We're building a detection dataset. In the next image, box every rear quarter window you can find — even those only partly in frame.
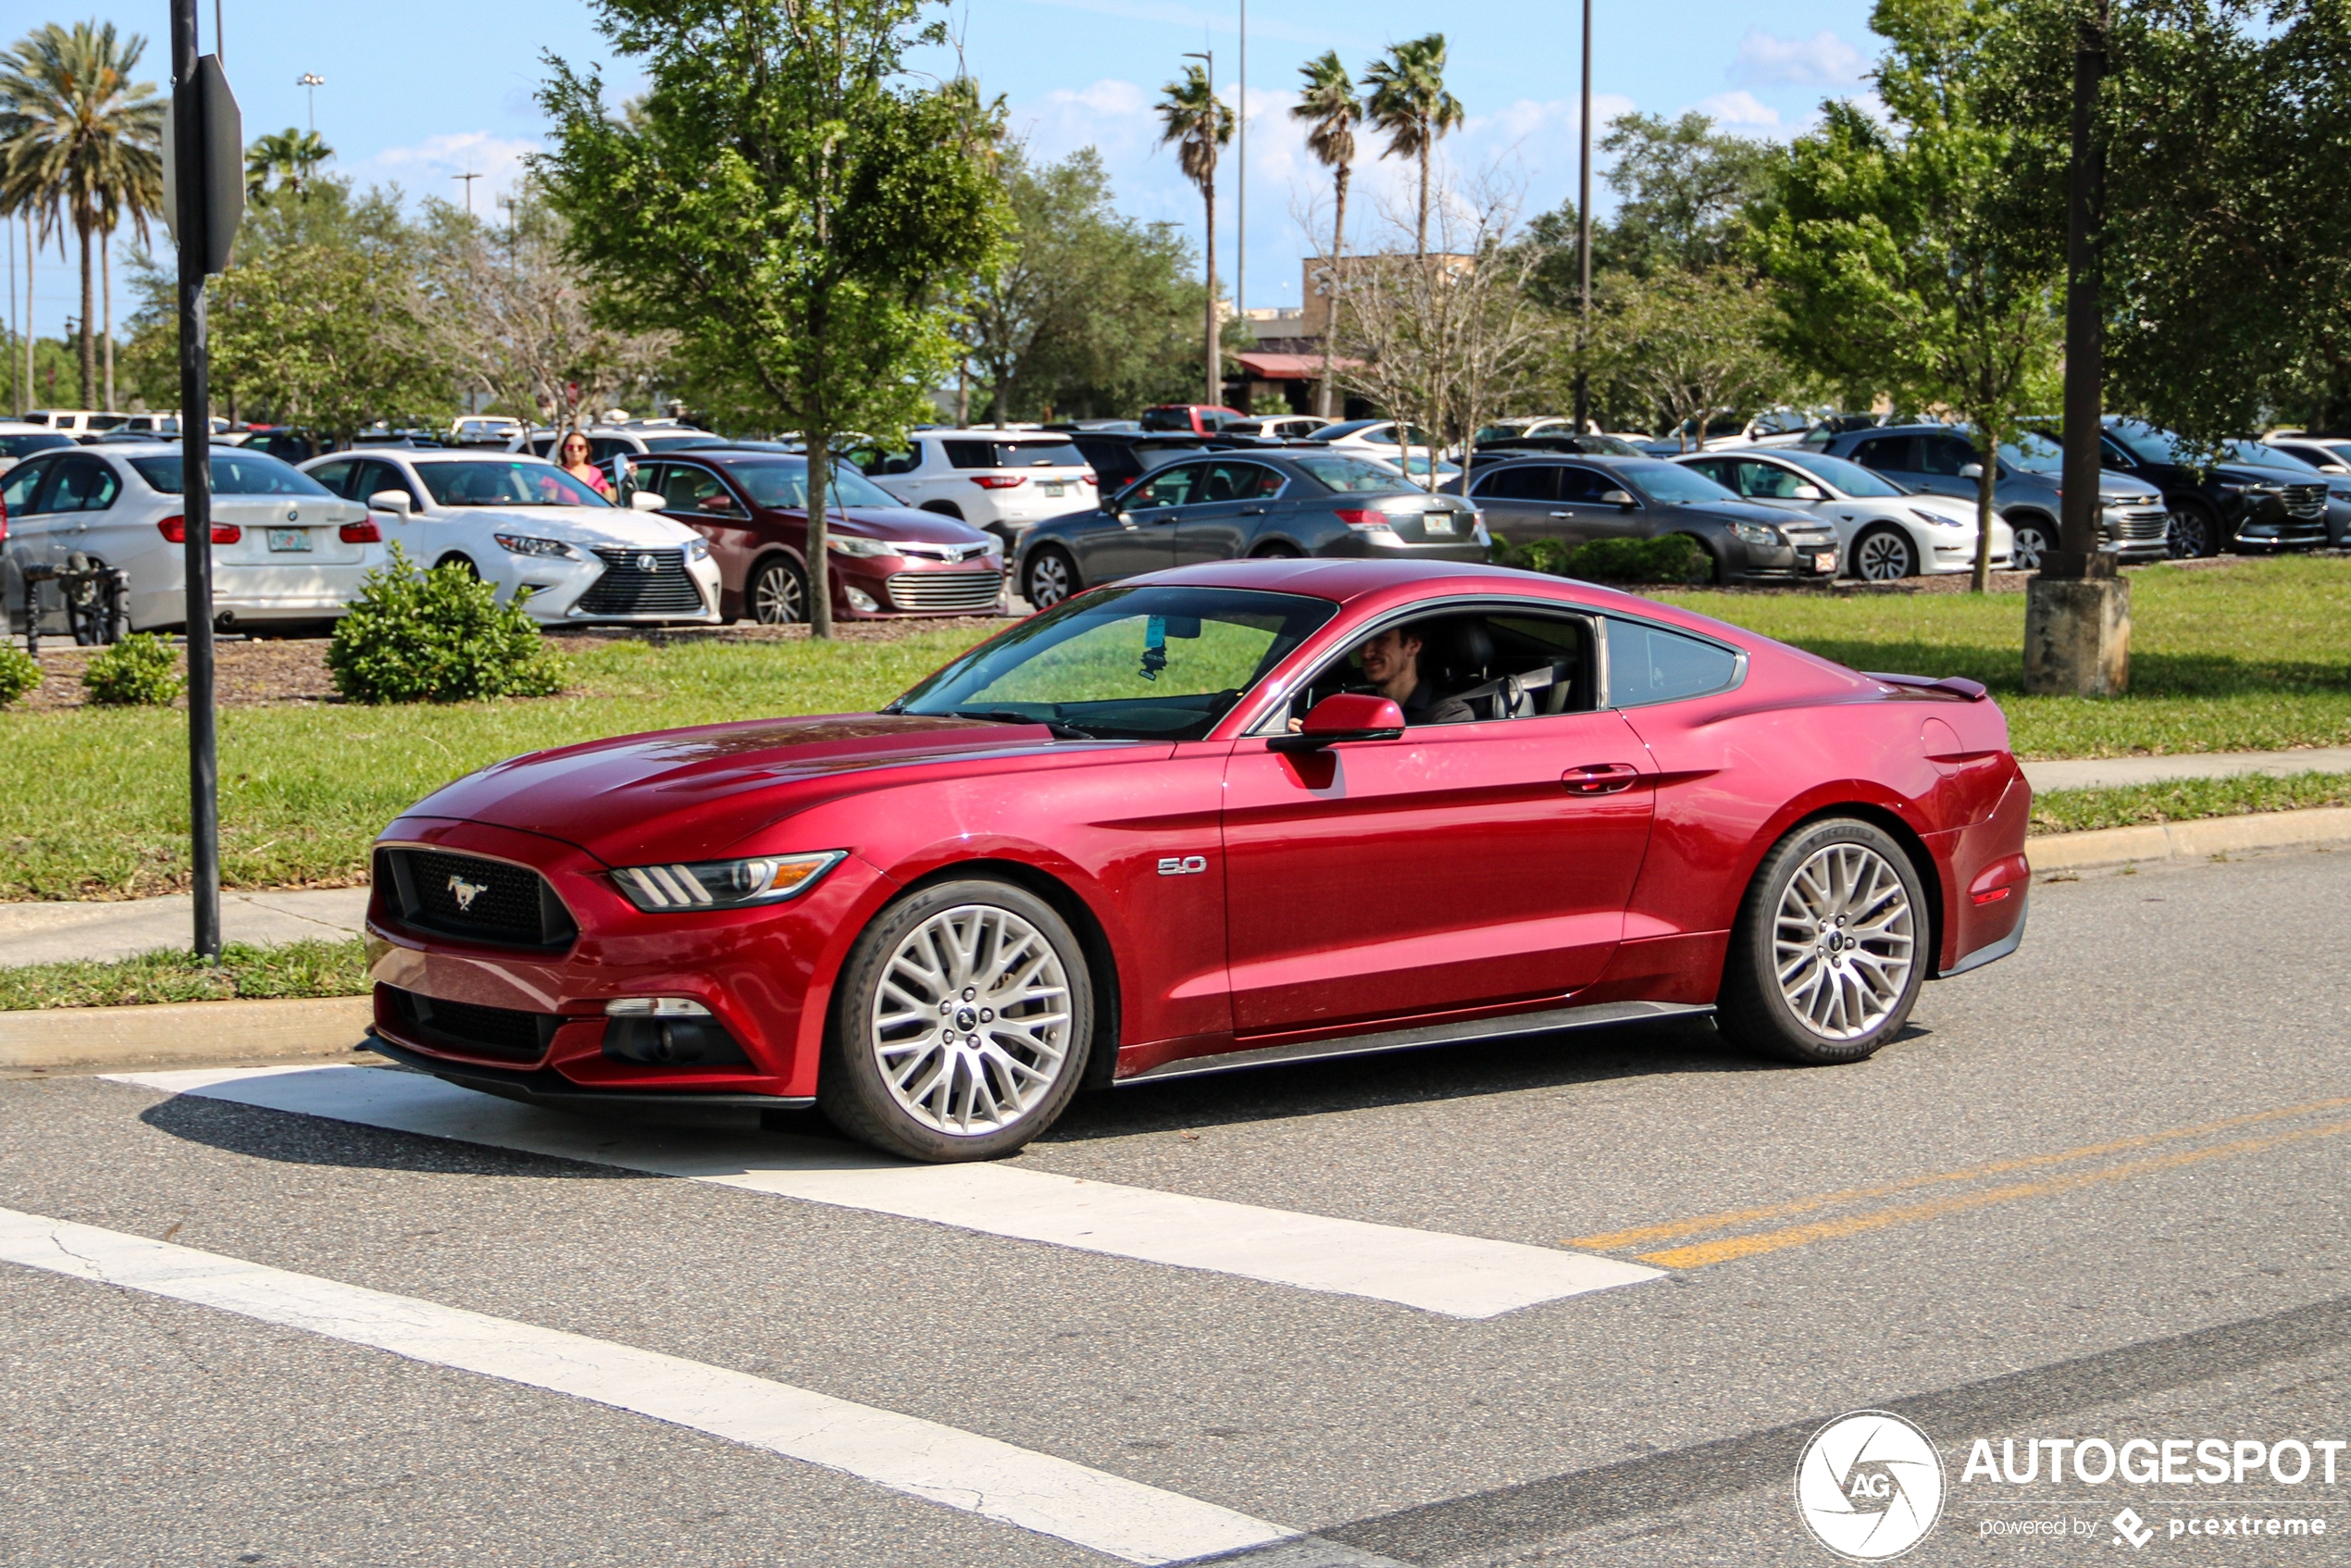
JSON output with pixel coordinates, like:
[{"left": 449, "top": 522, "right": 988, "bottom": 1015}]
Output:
[{"left": 1605, "top": 618, "right": 1742, "bottom": 706}]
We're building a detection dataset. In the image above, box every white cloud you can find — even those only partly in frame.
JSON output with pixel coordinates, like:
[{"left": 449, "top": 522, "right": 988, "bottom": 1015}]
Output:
[
  {"left": 1729, "top": 29, "right": 1870, "bottom": 88},
  {"left": 365, "top": 131, "right": 541, "bottom": 209},
  {"left": 1695, "top": 91, "right": 1785, "bottom": 132}
]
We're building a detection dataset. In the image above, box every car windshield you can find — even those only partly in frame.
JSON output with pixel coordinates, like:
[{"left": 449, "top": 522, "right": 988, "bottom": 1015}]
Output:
[
  {"left": 129, "top": 451, "right": 334, "bottom": 496},
  {"left": 1998, "top": 432, "right": 2067, "bottom": 473},
  {"left": 728, "top": 459, "right": 901, "bottom": 509},
  {"left": 2216, "top": 441, "right": 2315, "bottom": 470},
  {"left": 989, "top": 441, "right": 1087, "bottom": 468},
  {"left": 641, "top": 434, "right": 727, "bottom": 452},
  {"left": 1776, "top": 450, "right": 1903, "bottom": 497},
  {"left": 416, "top": 460, "right": 613, "bottom": 507},
  {"left": 1139, "top": 408, "right": 1200, "bottom": 431},
  {"left": 1291, "top": 454, "right": 1409, "bottom": 492},
  {"left": 1620, "top": 461, "right": 1741, "bottom": 504},
  {"left": 1311, "top": 420, "right": 1378, "bottom": 440},
  {"left": 1, "top": 431, "right": 73, "bottom": 460},
  {"left": 892, "top": 585, "right": 1337, "bottom": 741},
  {"left": 2107, "top": 423, "right": 2182, "bottom": 463}
]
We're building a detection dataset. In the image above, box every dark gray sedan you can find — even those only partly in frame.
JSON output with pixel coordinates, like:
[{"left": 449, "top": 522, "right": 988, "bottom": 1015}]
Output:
[
  {"left": 1459, "top": 454, "right": 1842, "bottom": 584},
  {"left": 1014, "top": 449, "right": 1488, "bottom": 608}
]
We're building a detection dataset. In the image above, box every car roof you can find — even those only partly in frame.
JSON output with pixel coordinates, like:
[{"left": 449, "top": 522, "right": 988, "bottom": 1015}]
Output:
[{"left": 396, "top": 448, "right": 559, "bottom": 466}]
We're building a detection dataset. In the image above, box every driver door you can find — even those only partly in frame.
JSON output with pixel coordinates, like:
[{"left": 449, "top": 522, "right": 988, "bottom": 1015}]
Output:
[{"left": 1082, "top": 462, "right": 1200, "bottom": 582}]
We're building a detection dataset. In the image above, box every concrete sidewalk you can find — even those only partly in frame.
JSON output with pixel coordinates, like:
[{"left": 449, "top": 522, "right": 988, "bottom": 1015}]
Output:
[
  {"left": 2022, "top": 744, "right": 2351, "bottom": 792},
  {"left": 0, "top": 887, "right": 370, "bottom": 968}
]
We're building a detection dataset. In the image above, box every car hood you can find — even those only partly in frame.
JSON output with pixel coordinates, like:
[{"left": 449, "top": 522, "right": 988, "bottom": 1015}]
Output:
[
  {"left": 1663, "top": 498, "right": 1810, "bottom": 528},
  {"left": 777, "top": 504, "right": 999, "bottom": 548},
  {"left": 399, "top": 713, "right": 1073, "bottom": 865},
  {"left": 434, "top": 504, "right": 700, "bottom": 548}
]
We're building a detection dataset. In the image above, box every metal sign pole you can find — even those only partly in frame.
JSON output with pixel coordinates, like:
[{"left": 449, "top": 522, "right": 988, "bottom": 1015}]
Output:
[{"left": 170, "top": 0, "right": 221, "bottom": 960}]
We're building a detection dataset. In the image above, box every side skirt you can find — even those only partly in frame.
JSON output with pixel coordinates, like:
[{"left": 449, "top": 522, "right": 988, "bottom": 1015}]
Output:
[{"left": 1118, "top": 1000, "right": 1715, "bottom": 1086}]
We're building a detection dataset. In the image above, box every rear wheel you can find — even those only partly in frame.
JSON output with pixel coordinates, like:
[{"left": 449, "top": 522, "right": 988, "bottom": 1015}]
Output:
[
  {"left": 748, "top": 556, "right": 808, "bottom": 625},
  {"left": 2167, "top": 503, "right": 2218, "bottom": 559},
  {"left": 1023, "top": 546, "right": 1078, "bottom": 609},
  {"left": 1250, "top": 540, "right": 1302, "bottom": 559},
  {"left": 432, "top": 552, "right": 480, "bottom": 579},
  {"left": 920, "top": 502, "right": 966, "bottom": 521},
  {"left": 2007, "top": 518, "right": 2051, "bottom": 572},
  {"left": 1852, "top": 526, "right": 1918, "bottom": 580},
  {"left": 1715, "top": 817, "right": 1927, "bottom": 1065},
  {"left": 819, "top": 879, "right": 1093, "bottom": 1162}
]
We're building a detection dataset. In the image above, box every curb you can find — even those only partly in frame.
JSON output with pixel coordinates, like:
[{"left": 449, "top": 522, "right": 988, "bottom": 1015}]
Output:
[
  {"left": 2028, "top": 805, "right": 2351, "bottom": 873},
  {"left": 0, "top": 996, "right": 372, "bottom": 1077}
]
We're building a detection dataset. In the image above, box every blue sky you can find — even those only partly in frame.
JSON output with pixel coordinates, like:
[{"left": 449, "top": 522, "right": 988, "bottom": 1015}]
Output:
[{"left": 10, "top": 0, "right": 1884, "bottom": 344}]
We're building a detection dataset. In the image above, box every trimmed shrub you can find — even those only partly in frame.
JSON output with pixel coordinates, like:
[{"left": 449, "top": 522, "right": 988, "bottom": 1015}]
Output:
[
  {"left": 1495, "top": 533, "right": 1710, "bottom": 585},
  {"left": 326, "top": 544, "right": 565, "bottom": 703},
  {"left": 0, "top": 643, "right": 39, "bottom": 707},
  {"left": 81, "top": 634, "right": 185, "bottom": 706}
]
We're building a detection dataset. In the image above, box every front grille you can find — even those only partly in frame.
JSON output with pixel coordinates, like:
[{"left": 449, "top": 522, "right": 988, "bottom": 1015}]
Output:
[
  {"left": 577, "top": 547, "right": 705, "bottom": 615},
  {"left": 380, "top": 984, "right": 561, "bottom": 1064},
  {"left": 376, "top": 847, "right": 576, "bottom": 950},
  {"left": 885, "top": 569, "right": 1003, "bottom": 613},
  {"left": 2110, "top": 506, "right": 2169, "bottom": 542},
  {"left": 2283, "top": 483, "right": 2328, "bottom": 519}
]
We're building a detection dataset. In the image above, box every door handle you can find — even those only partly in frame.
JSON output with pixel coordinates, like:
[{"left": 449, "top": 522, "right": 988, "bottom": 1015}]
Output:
[
  {"left": 1548, "top": 511, "right": 1572, "bottom": 518},
  {"left": 1563, "top": 763, "right": 1640, "bottom": 795},
  {"left": 1238, "top": 504, "right": 1268, "bottom": 516}
]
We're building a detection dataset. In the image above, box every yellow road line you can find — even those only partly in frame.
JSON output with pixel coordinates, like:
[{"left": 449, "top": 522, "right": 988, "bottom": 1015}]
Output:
[
  {"left": 1637, "top": 1118, "right": 2351, "bottom": 1269},
  {"left": 1562, "top": 1095, "right": 2351, "bottom": 1252}
]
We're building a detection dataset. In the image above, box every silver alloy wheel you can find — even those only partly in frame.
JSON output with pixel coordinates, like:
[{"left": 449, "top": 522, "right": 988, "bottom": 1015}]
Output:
[
  {"left": 2009, "top": 523, "right": 2047, "bottom": 572},
  {"left": 1026, "top": 552, "right": 1073, "bottom": 608},
  {"left": 2166, "top": 508, "right": 2209, "bottom": 559},
  {"left": 1854, "top": 529, "right": 1916, "bottom": 580},
  {"left": 1771, "top": 842, "right": 1917, "bottom": 1040},
  {"left": 752, "top": 561, "right": 804, "bottom": 624},
  {"left": 871, "top": 902, "right": 1075, "bottom": 1137}
]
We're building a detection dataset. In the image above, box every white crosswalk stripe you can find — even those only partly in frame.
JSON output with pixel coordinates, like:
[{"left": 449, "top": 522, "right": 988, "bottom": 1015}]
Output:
[{"left": 110, "top": 1064, "right": 1663, "bottom": 1318}]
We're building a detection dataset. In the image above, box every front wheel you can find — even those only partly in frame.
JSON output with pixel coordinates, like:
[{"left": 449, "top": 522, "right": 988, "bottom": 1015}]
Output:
[
  {"left": 1023, "top": 547, "right": 1078, "bottom": 609},
  {"left": 820, "top": 879, "right": 1093, "bottom": 1162},
  {"left": 2008, "top": 519, "right": 2050, "bottom": 573},
  {"left": 1715, "top": 817, "right": 1927, "bottom": 1065},
  {"left": 748, "top": 556, "right": 808, "bottom": 625},
  {"left": 2167, "top": 504, "right": 2217, "bottom": 559},
  {"left": 1851, "top": 526, "right": 1918, "bottom": 580}
]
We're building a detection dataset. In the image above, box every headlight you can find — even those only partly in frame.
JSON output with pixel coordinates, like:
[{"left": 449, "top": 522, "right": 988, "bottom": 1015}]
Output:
[
  {"left": 686, "top": 536, "right": 713, "bottom": 562},
  {"left": 1730, "top": 521, "right": 1784, "bottom": 547},
  {"left": 1910, "top": 507, "right": 1965, "bottom": 529},
  {"left": 2332, "top": 489, "right": 2351, "bottom": 503},
  {"left": 611, "top": 851, "right": 847, "bottom": 912},
  {"left": 494, "top": 533, "right": 578, "bottom": 558},
  {"left": 828, "top": 535, "right": 898, "bottom": 557}
]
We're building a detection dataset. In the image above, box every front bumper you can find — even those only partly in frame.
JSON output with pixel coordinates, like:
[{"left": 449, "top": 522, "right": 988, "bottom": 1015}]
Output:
[
  {"left": 506, "top": 549, "right": 724, "bottom": 624},
  {"left": 828, "top": 554, "right": 1006, "bottom": 618},
  {"left": 1730, "top": 534, "right": 1841, "bottom": 582}
]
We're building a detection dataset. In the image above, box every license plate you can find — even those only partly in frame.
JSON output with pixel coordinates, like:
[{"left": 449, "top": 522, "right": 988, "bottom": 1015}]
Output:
[
  {"left": 1423, "top": 513, "right": 1456, "bottom": 535},
  {"left": 1811, "top": 551, "right": 1836, "bottom": 573},
  {"left": 1039, "top": 481, "right": 1066, "bottom": 497},
  {"left": 267, "top": 529, "right": 313, "bottom": 553}
]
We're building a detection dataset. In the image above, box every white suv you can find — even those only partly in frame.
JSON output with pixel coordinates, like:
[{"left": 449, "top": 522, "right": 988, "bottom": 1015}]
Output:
[{"left": 843, "top": 431, "right": 1096, "bottom": 549}]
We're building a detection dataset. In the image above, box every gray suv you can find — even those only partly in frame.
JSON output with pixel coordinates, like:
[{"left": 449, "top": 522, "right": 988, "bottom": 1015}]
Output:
[{"left": 1815, "top": 424, "right": 2169, "bottom": 567}]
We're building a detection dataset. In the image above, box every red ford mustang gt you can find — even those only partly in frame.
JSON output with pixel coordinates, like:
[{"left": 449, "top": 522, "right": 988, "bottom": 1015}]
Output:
[{"left": 365, "top": 558, "right": 2031, "bottom": 1161}]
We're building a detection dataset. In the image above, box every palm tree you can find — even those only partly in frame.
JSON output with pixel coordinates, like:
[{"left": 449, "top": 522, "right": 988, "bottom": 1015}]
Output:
[
  {"left": 245, "top": 127, "right": 334, "bottom": 204},
  {"left": 0, "top": 22, "right": 164, "bottom": 411},
  {"left": 1291, "top": 51, "right": 1361, "bottom": 420},
  {"left": 1157, "top": 62, "right": 1234, "bottom": 408},
  {"left": 1362, "top": 33, "right": 1464, "bottom": 260}
]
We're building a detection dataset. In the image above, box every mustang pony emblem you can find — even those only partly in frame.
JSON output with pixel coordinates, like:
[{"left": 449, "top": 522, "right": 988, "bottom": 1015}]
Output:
[{"left": 447, "top": 875, "right": 490, "bottom": 913}]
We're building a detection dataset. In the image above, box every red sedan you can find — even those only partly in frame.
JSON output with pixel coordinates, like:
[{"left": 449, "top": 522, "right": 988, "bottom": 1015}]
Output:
[{"left": 365, "top": 559, "right": 2030, "bottom": 1162}]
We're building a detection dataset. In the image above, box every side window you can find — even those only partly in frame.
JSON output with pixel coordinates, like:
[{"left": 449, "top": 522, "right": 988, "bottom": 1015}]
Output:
[
  {"left": 590, "top": 438, "right": 633, "bottom": 464},
  {"left": 1202, "top": 461, "right": 1281, "bottom": 503},
  {"left": 1130, "top": 464, "right": 1202, "bottom": 509},
  {"left": 1556, "top": 466, "right": 1612, "bottom": 503},
  {"left": 1605, "top": 618, "right": 1742, "bottom": 707},
  {"left": 943, "top": 440, "right": 993, "bottom": 469},
  {"left": 2, "top": 457, "right": 54, "bottom": 515},
  {"left": 1851, "top": 436, "right": 1914, "bottom": 472},
  {"left": 47, "top": 457, "right": 121, "bottom": 512},
  {"left": 1731, "top": 459, "right": 1806, "bottom": 500},
  {"left": 1918, "top": 436, "right": 1973, "bottom": 477},
  {"left": 661, "top": 464, "right": 739, "bottom": 514},
  {"left": 1476, "top": 465, "right": 1557, "bottom": 502},
  {"left": 307, "top": 460, "right": 356, "bottom": 497}
]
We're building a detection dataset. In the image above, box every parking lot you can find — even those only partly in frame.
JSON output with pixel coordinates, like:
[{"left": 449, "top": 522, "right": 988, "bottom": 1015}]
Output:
[{"left": 4, "top": 848, "right": 2348, "bottom": 1566}]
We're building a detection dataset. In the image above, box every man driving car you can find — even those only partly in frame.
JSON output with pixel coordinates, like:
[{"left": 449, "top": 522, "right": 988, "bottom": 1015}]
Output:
[{"left": 1356, "top": 625, "right": 1474, "bottom": 726}]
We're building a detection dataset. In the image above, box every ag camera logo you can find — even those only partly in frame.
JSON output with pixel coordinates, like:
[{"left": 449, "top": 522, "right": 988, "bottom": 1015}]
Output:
[{"left": 1796, "top": 1411, "right": 1946, "bottom": 1561}]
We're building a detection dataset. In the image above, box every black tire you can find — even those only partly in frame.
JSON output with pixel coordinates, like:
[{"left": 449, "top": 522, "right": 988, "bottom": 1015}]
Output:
[
  {"left": 819, "top": 878, "right": 1094, "bottom": 1162},
  {"left": 1023, "top": 546, "right": 1079, "bottom": 609},
  {"left": 748, "top": 555, "right": 809, "bottom": 625},
  {"left": 2167, "top": 502, "right": 2218, "bottom": 559},
  {"left": 920, "top": 501, "right": 966, "bottom": 521},
  {"left": 2007, "top": 517, "right": 2051, "bottom": 572},
  {"left": 1715, "top": 817, "right": 1929, "bottom": 1065},
  {"left": 1677, "top": 534, "right": 1724, "bottom": 584},
  {"left": 1250, "top": 540, "right": 1303, "bottom": 559},
  {"left": 433, "top": 552, "right": 480, "bottom": 579},
  {"left": 1851, "top": 525, "right": 1918, "bottom": 580}
]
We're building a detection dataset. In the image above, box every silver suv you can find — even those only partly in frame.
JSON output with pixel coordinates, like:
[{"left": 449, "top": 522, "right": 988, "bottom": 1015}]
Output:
[{"left": 844, "top": 430, "right": 1096, "bottom": 550}]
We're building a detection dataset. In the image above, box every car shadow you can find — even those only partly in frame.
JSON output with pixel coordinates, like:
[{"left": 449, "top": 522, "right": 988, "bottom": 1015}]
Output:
[{"left": 136, "top": 1089, "right": 663, "bottom": 1179}]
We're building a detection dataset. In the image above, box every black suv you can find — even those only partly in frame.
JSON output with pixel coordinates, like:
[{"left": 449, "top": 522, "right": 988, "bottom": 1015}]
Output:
[{"left": 2095, "top": 421, "right": 2331, "bottom": 557}]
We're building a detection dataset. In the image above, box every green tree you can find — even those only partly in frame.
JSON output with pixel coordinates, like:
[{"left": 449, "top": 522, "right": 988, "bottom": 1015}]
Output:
[
  {"left": 1362, "top": 34, "right": 1464, "bottom": 261},
  {"left": 244, "top": 127, "right": 334, "bottom": 204},
  {"left": 1291, "top": 50, "right": 1361, "bottom": 419},
  {"left": 1591, "top": 267, "right": 1797, "bottom": 453},
  {"left": 1155, "top": 61, "right": 1233, "bottom": 409},
  {"left": 0, "top": 21, "right": 163, "bottom": 409},
  {"left": 1589, "top": 112, "right": 1782, "bottom": 279},
  {"left": 540, "top": 0, "right": 1008, "bottom": 638},
  {"left": 1754, "top": 0, "right": 2064, "bottom": 590}
]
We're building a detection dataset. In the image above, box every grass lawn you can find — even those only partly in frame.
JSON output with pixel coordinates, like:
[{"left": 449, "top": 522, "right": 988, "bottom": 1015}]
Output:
[
  {"left": 1, "top": 556, "right": 2345, "bottom": 901},
  {"left": 1656, "top": 555, "right": 2351, "bottom": 760},
  {"left": 2027, "top": 771, "right": 2351, "bottom": 835},
  {"left": 0, "top": 939, "right": 367, "bottom": 1009}
]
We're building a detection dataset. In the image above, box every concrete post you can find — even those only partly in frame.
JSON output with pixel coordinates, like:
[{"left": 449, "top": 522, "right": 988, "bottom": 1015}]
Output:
[{"left": 2024, "top": 575, "right": 2131, "bottom": 697}]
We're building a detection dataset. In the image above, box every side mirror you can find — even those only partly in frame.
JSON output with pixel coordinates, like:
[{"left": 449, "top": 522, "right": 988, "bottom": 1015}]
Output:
[
  {"left": 367, "top": 490, "right": 412, "bottom": 517},
  {"left": 630, "top": 491, "right": 666, "bottom": 512},
  {"left": 1600, "top": 489, "right": 1636, "bottom": 508},
  {"left": 1959, "top": 463, "right": 1985, "bottom": 479},
  {"left": 1790, "top": 482, "right": 1826, "bottom": 501},
  {"left": 1266, "top": 692, "right": 1408, "bottom": 753}
]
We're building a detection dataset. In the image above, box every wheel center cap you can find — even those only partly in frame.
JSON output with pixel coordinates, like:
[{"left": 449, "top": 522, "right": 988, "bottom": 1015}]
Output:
[{"left": 955, "top": 1007, "right": 978, "bottom": 1031}]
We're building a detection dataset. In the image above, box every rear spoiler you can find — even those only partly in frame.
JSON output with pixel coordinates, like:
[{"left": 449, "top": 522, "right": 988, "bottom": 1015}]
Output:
[{"left": 1867, "top": 672, "right": 1990, "bottom": 702}]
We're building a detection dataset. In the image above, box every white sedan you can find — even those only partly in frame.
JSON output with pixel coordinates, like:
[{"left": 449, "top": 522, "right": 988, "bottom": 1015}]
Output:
[
  {"left": 1673, "top": 447, "right": 2010, "bottom": 580},
  {"left": 1, "top": 441, "right": 380, "bottom": 634},
  {"left": 301, "top": 449, "right": 722, "bottom": 624}
]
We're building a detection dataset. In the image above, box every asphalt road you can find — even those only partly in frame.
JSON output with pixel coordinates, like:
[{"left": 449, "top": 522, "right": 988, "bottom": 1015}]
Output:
[{"left": 6, "top": 848, "right": 2350, "bottom": 1567}]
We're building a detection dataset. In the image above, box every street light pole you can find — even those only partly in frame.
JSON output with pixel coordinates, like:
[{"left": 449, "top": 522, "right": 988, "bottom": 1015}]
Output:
[
  {"left": 170, "top": 0, "right": 221, "bottom": 960},
  {"left": 453, "top": 168, "right": 481, "bottom": 215},
  {"left": 1574, "top": 0, "right": 1594, "bottom": 435},
  {"left": 1235, "top": 0, "right": 1245, "bottom": 385},
  {"left": 298, "top": 72, "right": 323, "bottom": 135}
]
